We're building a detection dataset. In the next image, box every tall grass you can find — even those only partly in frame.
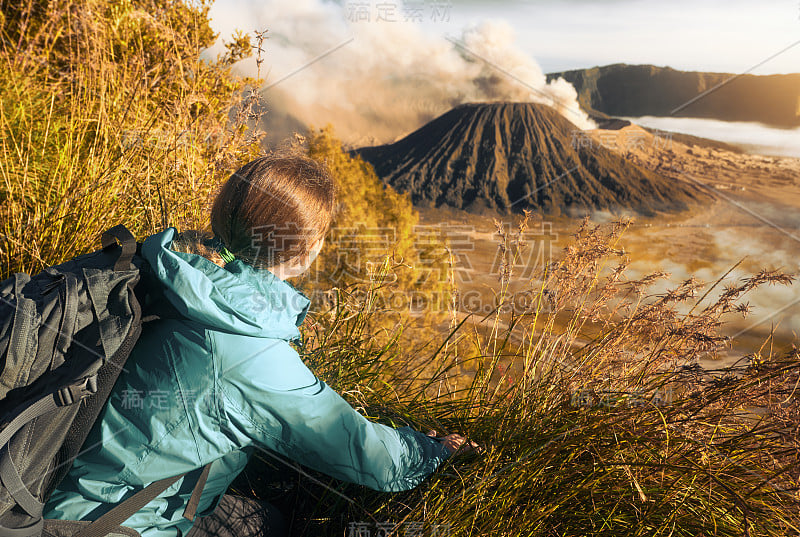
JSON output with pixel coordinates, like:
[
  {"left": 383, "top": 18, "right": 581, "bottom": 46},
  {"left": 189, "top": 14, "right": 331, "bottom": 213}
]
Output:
[{"left": 0, "top": 0, "right": 260, "bottom": 276}]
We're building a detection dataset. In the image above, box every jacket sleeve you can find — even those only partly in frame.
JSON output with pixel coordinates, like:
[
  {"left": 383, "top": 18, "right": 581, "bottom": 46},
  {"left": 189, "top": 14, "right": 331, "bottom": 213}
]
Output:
[{"left": 212, "top": 334, "right": 452, "bottom": 492}]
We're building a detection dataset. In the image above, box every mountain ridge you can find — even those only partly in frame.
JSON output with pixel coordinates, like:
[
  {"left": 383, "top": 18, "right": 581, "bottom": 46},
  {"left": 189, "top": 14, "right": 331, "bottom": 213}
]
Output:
[{"left": 546, "top": 64, "right": 800, "bottom": 127}]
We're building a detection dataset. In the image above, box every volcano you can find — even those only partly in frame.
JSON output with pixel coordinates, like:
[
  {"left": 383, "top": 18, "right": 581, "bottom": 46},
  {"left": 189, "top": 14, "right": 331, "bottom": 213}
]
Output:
[{"left": 354, "top": 103, "right": 709, "bottom": 216}]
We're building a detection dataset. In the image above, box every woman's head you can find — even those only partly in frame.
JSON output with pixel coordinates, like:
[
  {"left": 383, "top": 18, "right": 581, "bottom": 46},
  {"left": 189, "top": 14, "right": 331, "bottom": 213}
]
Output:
[{"left": 210, "top": 155, "right": 336, "bottom": 272}]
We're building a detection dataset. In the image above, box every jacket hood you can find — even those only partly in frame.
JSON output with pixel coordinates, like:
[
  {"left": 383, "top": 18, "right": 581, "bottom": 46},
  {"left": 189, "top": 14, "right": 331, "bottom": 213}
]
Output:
[{"left": 141, "top": 228, "right": 310, "bottom": 340}]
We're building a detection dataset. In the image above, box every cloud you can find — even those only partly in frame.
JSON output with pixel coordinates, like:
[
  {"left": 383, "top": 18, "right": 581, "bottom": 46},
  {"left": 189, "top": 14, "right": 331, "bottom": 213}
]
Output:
[{"left": 623, "top": 116, "right": 800, "bottom": 158}]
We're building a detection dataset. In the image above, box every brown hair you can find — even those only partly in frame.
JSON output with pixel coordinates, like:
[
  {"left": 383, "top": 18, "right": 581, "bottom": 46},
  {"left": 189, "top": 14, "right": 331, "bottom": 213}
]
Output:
[{"left": 173, "top": 155, "right": 336, "bottom": 269}]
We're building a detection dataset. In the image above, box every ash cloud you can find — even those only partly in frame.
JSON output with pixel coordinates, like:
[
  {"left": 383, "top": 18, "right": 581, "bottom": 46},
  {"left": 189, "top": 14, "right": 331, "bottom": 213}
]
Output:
[{"left": 207, "top": 0, "right": 595, "bottom": 147}]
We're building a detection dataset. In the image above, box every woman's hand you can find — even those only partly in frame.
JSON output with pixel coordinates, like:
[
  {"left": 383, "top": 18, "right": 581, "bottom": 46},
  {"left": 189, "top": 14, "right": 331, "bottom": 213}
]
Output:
[{"left": 426, "top": 430, "right": 481, "bottom": 456}]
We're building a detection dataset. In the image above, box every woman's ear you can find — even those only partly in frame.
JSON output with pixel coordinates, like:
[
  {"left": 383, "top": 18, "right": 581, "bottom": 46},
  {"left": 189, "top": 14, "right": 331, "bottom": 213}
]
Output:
[
  {"left": 308, "top": 236, "right": 325, "bottom": 261},
  {"left": 272, "top": 236, "right": 326, "bottom": 280}
]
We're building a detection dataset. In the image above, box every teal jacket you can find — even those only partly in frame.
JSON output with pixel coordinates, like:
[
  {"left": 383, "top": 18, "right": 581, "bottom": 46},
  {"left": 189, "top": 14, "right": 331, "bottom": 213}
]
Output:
[{"left": 43, "top": 228, "right": 450, "bottom": 537}]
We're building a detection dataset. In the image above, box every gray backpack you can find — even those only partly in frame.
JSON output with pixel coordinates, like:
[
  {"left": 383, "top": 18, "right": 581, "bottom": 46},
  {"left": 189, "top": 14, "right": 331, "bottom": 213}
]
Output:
[{"left": 0, "top": 226, "right": 208, "bottom": 537}]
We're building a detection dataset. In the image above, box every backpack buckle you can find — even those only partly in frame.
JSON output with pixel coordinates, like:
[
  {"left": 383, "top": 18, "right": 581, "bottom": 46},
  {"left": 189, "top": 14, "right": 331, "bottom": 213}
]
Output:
[{"left": 54, "top": 376, "right": 99, "bottom": 406}]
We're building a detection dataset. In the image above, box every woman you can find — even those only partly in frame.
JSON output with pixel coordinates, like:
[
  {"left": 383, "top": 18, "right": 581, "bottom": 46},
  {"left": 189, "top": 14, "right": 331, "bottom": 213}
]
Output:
[{"left": 43, "top": 156, "right": 475, "bottom": 537}]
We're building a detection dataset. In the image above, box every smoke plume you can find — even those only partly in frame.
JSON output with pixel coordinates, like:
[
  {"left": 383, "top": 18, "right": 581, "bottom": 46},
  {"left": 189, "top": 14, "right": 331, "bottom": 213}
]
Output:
[{"left": 207, "top": 0, "right": 595, "bottom": 147}]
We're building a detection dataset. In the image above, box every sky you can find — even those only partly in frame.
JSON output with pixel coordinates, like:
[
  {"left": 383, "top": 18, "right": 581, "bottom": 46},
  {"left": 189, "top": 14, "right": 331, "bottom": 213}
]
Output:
[{"left": 416, "top": 0, "right": 800, "bottom": 75}]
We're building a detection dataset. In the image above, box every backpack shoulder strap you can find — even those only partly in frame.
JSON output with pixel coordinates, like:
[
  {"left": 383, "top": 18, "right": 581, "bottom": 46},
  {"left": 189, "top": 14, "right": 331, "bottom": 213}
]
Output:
[
  {"left": 101, "top": 226, "right": 137, "bottom": 272},
  {"left": 72, "top": 463, "right": 213, "bottom": 537},
  {"left": 182, "top": 463, "right": 212, "bottom": 522},
  {"left": 71, "top": 474, "right": 183, "bottom": 537}
]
